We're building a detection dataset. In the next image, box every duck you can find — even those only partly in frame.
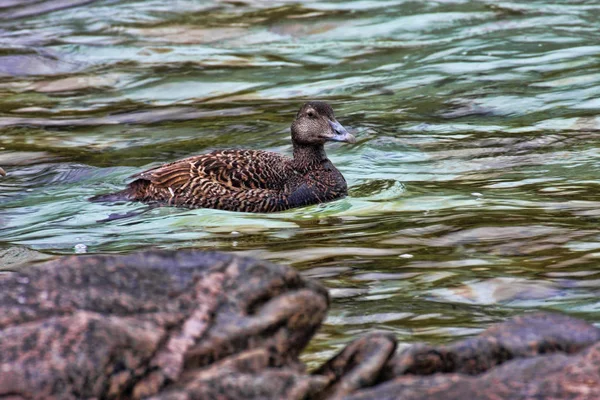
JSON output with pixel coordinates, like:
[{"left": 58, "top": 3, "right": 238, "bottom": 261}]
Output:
[{"left": 91, "top": 101, "right": 356, "bottom": 213}]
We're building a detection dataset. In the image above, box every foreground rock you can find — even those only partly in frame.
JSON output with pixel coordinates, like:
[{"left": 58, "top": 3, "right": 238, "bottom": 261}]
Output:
[
  {"left": 0, "top": 251, "right": 328, "bottom": 399},
  {"left": 1, "top": 251, "right": 600, "bottom": 399}
]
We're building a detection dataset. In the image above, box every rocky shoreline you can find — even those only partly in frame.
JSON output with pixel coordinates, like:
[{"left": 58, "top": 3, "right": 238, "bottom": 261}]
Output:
[{"left": 1, "top": 250, "right": 599, "bottom": 399}]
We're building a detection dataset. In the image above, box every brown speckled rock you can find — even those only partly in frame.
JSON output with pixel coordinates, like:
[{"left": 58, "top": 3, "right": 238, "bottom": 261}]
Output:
[
  {"left": 3, "top": 250, "right": 600, "bottom": 400},
  {"left": 313, "top": 331, "right": 397, "bottom": 399},
  {"left": 339, "top": 313, "right": 600, "bottom": 400},
  {"left": 344, "top": 344, "right": 600, "bottom": 400},
  {"left": 0, "top": 251, "right": 329, "bottom": 399}
]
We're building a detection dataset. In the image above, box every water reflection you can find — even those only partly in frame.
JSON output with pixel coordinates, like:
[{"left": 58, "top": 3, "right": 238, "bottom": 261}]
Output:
[{"left": 1, "top": 0, "right": 600, "bottom": 367}]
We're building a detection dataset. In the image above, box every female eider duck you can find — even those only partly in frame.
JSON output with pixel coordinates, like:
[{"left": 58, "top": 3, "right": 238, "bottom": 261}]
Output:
[{"left": 92, "top": 102, "right": 355, "bottom": 213}]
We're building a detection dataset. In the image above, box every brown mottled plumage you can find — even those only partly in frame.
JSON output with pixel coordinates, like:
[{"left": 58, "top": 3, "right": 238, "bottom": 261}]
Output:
[{"left": 92, "top": 102, "right": 356, "bottom": 213}]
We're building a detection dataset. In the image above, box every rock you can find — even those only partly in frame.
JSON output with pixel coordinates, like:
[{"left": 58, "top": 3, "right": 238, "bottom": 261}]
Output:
[
  {"left": 312, "top": 331, "right": 397, "bottom": 399},
  {"left": 0, "top": 245, "right": 52, "bottom": 270},
  {"left": 0, "top": 250, "right": 329, "bottom": 399},
  {"left": 341, "top": 313, "right": 600, "bottom": 400},
  {"left": 2, "top": 250, "right": 600, "bottom": 399}
]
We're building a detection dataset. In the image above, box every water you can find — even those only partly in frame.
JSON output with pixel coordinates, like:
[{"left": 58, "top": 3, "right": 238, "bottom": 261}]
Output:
[{"left": 2, "top": 0, "right": 600, "bottom": 367}]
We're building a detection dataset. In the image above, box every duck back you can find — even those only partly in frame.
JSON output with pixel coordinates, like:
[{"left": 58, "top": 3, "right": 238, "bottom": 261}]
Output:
[{"left": 93, "top": 150, "right": 347, "bottom": 213}]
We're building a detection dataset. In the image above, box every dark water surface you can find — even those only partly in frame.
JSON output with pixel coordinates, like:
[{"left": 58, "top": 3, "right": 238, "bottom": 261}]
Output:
[{"left": 2, "top": 0, "right": 600, "bottom": 366}]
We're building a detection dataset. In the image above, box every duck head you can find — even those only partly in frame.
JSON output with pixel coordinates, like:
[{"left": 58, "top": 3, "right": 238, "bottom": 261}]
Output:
[{"left": 291, "top": 101, "right": 356, "bottom": 146}]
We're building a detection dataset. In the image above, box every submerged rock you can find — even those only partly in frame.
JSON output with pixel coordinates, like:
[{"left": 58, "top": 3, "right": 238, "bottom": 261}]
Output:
[{"left": 1, "top": 250, "right": 600, "bottom": 399}]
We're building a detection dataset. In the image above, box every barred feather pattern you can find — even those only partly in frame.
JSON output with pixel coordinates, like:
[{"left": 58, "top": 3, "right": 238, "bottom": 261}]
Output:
[{"left": 123, "top": 149, "right": 348, "bottom": 213}]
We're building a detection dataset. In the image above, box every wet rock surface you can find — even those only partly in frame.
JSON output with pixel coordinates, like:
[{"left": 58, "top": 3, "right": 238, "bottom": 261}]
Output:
[
  {"left": 346, "top": 313, "right": 600, "bottom": 400},
  {"left": 2, "top": 251, "right": 600, "bottom": 399}
]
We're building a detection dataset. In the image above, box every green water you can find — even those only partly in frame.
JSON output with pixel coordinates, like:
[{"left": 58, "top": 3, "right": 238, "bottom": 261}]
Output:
[{"left": 2, "top": 0, "right": 600, "bottom": 366}]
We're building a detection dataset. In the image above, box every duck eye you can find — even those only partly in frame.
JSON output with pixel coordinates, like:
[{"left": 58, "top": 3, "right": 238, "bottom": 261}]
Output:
[{"left": 307, "top": 111, "right": 315, "bottom": 118}]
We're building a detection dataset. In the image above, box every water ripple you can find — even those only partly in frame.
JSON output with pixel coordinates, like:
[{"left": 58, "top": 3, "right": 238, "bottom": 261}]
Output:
[{"left": 1, "top": 0, "right": 600, "bottom": 363}]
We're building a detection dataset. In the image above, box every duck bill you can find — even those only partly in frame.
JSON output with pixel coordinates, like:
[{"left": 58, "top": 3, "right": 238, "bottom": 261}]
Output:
[{"left": 328, "top": 119, "right": 356, "bottom": 144}]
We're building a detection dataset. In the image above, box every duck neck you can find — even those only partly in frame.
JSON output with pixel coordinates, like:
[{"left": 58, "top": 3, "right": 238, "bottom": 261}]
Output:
[{"left": 292, "top": 143, "right": 328, "bottom": 170}]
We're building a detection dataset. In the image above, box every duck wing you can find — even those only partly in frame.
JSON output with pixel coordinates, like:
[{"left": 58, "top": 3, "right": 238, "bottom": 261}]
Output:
[{"left": 131, "top": 149, "right": 291, "bottom": 191}]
